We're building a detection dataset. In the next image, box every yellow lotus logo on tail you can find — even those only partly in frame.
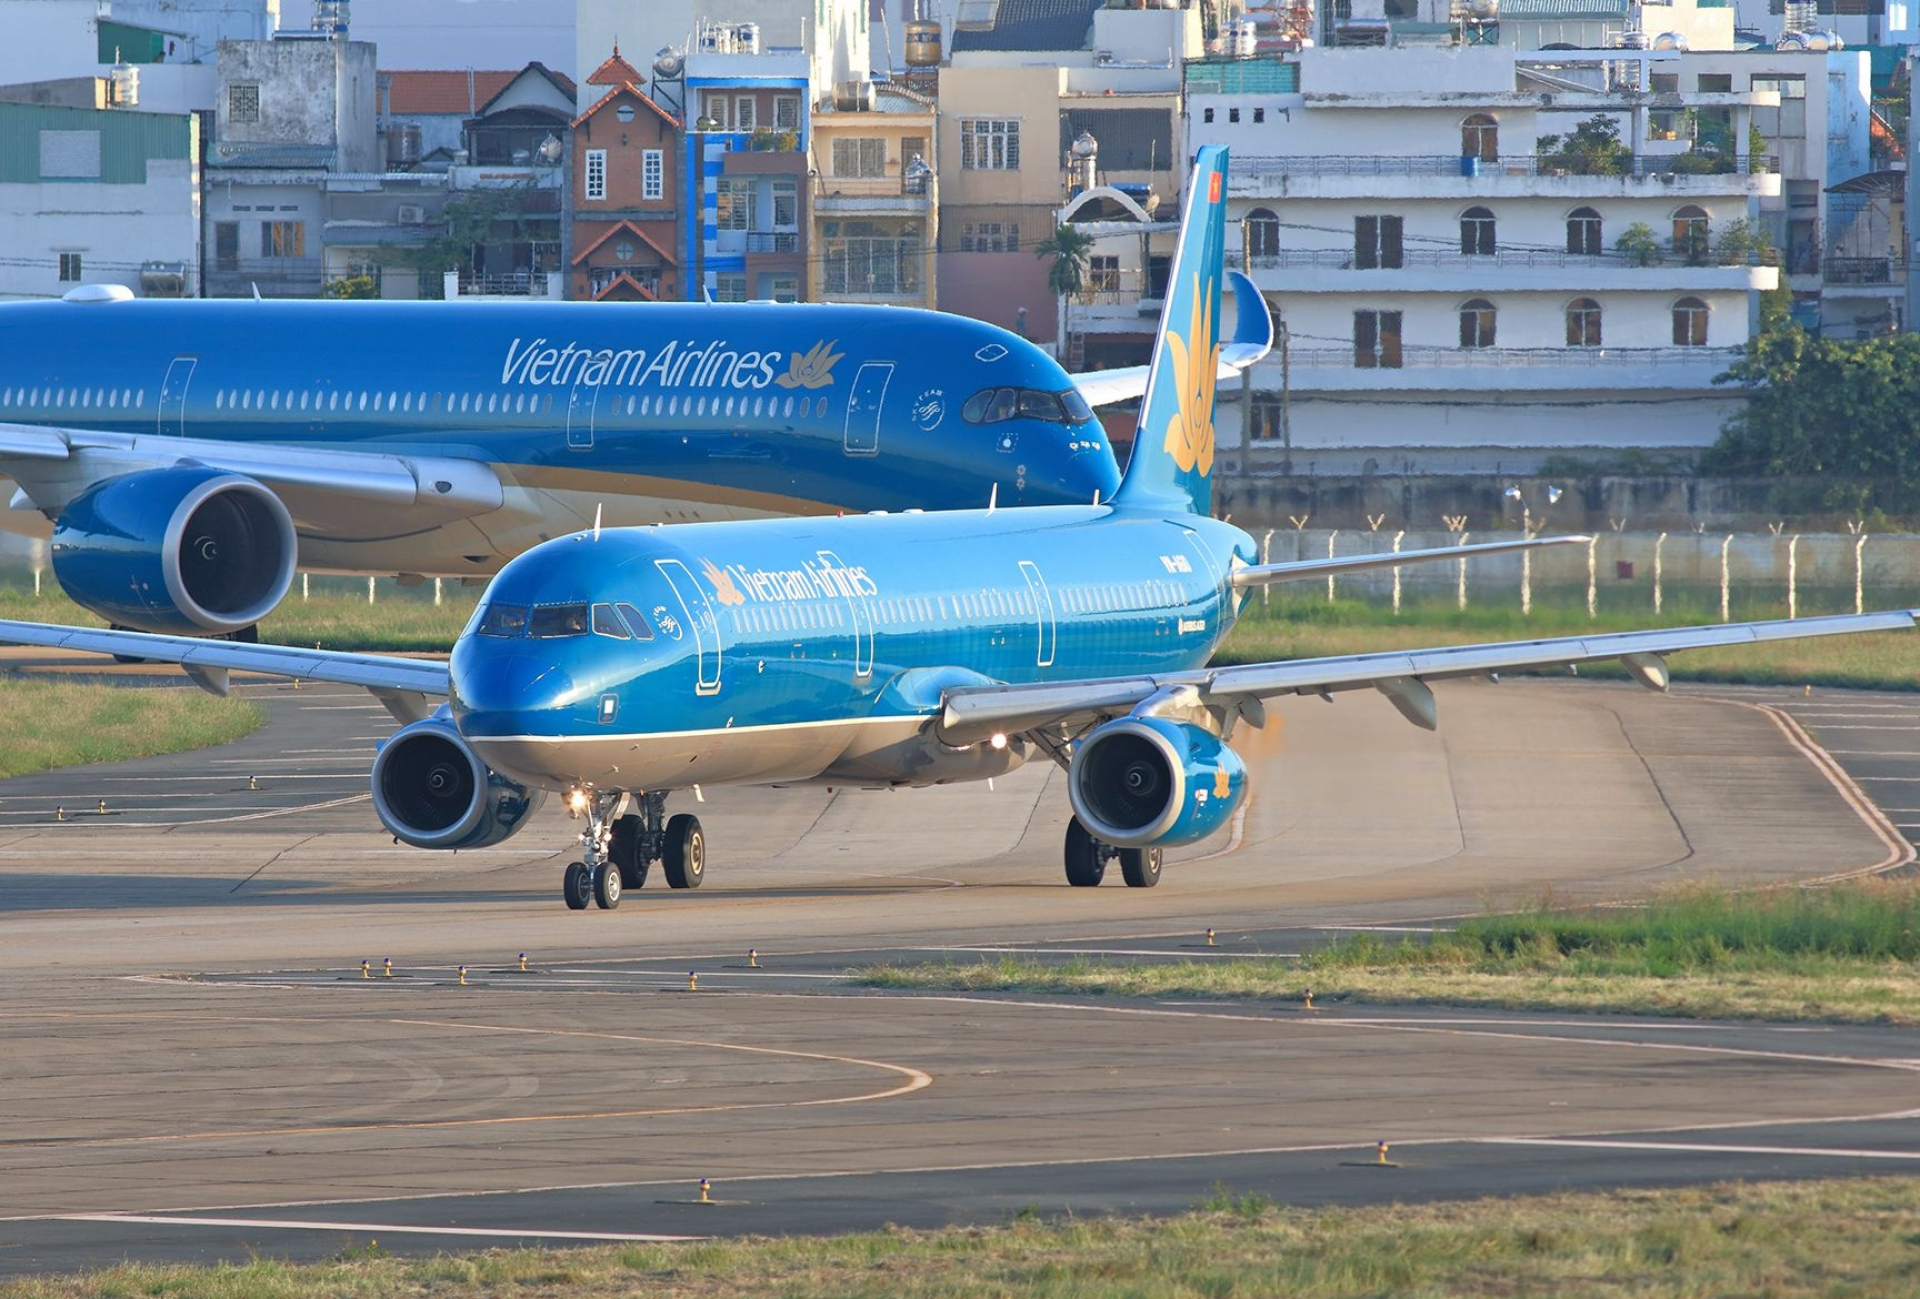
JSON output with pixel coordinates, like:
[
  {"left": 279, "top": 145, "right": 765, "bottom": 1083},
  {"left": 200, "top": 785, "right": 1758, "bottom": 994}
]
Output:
[
  {"left": 700, "top": 557, "right": 747, "bottom": 607},
  {"left": 1162, "top": 276, "right": 1220, "bottom": 478},
  {"left": 775, "top": 338, "right": 845, "bottom": 390}
]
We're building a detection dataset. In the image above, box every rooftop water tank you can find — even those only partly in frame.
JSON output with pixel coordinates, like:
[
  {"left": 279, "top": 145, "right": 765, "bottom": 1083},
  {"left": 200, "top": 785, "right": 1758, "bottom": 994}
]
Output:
[{"left": 905, "top": 19, "right": 942, "bottom": 65}]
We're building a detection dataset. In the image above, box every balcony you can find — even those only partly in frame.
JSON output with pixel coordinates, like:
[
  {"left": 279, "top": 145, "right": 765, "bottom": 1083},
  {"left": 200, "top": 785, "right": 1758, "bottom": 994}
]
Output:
[
  {"left": 743, "top": 231, "right": 800, "bottom": 254},
  {"left": 1270, "top": 344, "right": 1744, "bottom": 393},
  {"left": 813, "top": 171, "right": 934, "bottom": 216},
  {"left": 1231, "top": 154, "right": 1781, "bottom": 201},
  {"left": 1232, "top": 247, "right": 1778, "bottom": 295}
]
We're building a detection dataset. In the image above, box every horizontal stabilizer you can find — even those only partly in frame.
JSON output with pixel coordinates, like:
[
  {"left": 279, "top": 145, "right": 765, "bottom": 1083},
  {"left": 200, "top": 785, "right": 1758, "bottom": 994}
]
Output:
[{"left": 1230, "top": 534, "right": 1591, "bottom": 588}]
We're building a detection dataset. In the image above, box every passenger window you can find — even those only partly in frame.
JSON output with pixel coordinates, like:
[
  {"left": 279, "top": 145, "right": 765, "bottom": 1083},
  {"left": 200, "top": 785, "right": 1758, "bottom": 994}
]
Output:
[
  {"left": 615, "top": 602, "right": 656, "bottom": 640},
  {"left": 477, "top": 604, "right": 530, "bottom": 638},
  {"left": 591, "top": 603, "right": 630, "bottom": 639},
  {"left": 529, "top": 604, "right": 590, "bottom": 638}
]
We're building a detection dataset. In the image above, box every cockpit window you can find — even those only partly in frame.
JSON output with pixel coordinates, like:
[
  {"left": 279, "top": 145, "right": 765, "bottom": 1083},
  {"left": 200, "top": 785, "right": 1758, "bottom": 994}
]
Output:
[
  {"left": 591, "top": 603, "right": 629, "bottom": 639},
  {"left": 476, "top": 604, "right": 530, "bottom": 638},
  {"left": 529, "top": 603, "right": 590, "bottom": 638},
  {"left": 616, "top": 602, "right": 656, "bottom": 640},
  {"left": 961, "top": 386, "right": 1092, "bottom": 426}
]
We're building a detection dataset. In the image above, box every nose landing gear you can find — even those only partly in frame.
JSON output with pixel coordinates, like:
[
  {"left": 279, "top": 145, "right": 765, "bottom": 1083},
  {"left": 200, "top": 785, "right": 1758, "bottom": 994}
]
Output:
[{"left": 561, "top": 790, "right": 706, "bottom": 910}]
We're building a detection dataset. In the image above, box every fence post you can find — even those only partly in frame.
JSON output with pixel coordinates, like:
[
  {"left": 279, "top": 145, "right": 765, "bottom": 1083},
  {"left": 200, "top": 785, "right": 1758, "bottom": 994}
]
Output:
[
  {"left": 302, "top": 572, "right": 310, "bottom": 602},
  {"left": 1326, "top": 529, "right": 1339, "bottom": 602},
  {"left": 367, "top": 575, "right": 377, "bottom": 605},
  {"left": 1787, "top": 534, "right": 1799, "bottom": 620},
  {"left": 1855, "top": 534, "right": 1867, "bottom": 615},
  {"left": 1521, "top": 540, "right": 1532, "bottom": 617},
  {"left": 1586, "top": 536, "right": 1597, "bottom": 619},
  {"left": 1457, "top": 531, "right": 1470, "bottom": 612},
  {"left": 1261, "top": 529, "right": 1274, "bottom": 610},
  {"left": 1391, "top": 531, "right": 1405, "bottom": 615},
  {"left": 1653, "top": 532, "right": 1666, "bottom": 616},
  {"left": 1720, "top": 535, "right": 1733, "bottom": 623},
  {"left": 434, "top": 576, "right": 444, "bottom": 608}
]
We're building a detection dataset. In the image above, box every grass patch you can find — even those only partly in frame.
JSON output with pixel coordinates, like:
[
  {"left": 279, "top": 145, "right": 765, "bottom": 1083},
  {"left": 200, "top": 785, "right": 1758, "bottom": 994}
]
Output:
[
  {"left": 0, "top": 677, "right": 260, "bottom": 777},
  {"left": 6, "top": 1179, "right": 1920, "bottom": 1298},
  {"left": 855, "top": 882, "right": 1920, "bottom": 1024}
]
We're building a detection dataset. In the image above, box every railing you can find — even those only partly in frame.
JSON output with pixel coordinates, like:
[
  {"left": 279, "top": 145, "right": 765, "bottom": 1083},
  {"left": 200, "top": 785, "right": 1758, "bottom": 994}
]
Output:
[
  {"left": 813, "top": 171, "right": 932, "bottom": 199},
  {"left": 1233, "top": 247, "right": 1774, "bottom": 270},
  {"left": 1286, "top": 344, "right": 1745, "bottom": 370},
  {"left": 456, "top": 271, "right": 557, "bottom": 297},
  {"left": 1823, "top": 256, "right": 1897, "bottom": 286},
  {"left": 744, "top": 231, "right": 800, "bottom": 253},
  {"left": 1234, "top": 153, "right": 1778, "bottom": 179}
]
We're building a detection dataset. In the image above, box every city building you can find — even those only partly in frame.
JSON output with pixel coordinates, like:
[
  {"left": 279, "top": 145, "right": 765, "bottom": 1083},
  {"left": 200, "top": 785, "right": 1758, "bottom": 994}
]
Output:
[
  {"left": 570, "top": 48, "right": 684, "bottom": 301},
  {"left": 0, "top": 0, "right": 277, "bottom": 115},
  {"left": 808, "top": 80, "right": 938, "bottom": 308},
  {"left": 0, "top": 100, "right": 201, "bottom": 299}
]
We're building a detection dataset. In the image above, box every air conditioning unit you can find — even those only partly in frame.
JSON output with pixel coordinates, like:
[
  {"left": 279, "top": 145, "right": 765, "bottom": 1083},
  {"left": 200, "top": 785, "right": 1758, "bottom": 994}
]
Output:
[{"left": 397, "top": 203, "right": 426, "bottom": 225}]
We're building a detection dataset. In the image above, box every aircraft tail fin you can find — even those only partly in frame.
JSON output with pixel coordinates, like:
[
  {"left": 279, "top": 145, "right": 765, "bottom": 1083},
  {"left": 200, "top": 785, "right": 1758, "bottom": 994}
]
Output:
[{"left": 1112, "top": 144, "right": 1230, "bottom": 516}]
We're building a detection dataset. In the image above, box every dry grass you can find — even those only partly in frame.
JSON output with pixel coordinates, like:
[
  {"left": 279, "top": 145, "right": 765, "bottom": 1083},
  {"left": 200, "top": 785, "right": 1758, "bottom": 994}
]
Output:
[
  {"left": 0, "top": 678, "right": 260, "bottom": 777},
  {"left": 6, "top": 1179, "right": 1920, "bottom": 1298}
]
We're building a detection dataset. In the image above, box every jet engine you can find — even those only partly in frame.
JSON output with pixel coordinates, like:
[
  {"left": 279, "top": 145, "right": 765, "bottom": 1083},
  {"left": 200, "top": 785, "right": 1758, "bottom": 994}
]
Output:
[
  {"left": 1068, "top": 716, "right": 1247, "bottom": 848},
  {"left": 371, "top": 718, "right": 548, "bottom": 850},
  {"left": 51, "top": 466, "right": 296, "bottom": 635}
]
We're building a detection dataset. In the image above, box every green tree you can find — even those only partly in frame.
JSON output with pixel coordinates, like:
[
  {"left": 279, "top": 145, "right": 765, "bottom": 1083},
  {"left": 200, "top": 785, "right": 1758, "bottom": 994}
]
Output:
[
  {"left": 1614, "top": 221, "right": 1661, "bottom": 266},
  {"left": 322, "top": 273, "right": 378, "bottom": 299},
  {"left": 1534, "top": 115, "right": 1632, "bottom": 175},
  {"left": 376, "top": 188, "right": 533, "bottom": 299},
  {"left": 1034, "top": 222, "right": 1097, "bottom": 359}
]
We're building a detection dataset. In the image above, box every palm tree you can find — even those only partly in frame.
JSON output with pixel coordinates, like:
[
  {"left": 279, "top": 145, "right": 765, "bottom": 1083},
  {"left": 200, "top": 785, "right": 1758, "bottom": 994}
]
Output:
[{"left": 1035, "top": 223, "right": 1096, "bottom": 361}]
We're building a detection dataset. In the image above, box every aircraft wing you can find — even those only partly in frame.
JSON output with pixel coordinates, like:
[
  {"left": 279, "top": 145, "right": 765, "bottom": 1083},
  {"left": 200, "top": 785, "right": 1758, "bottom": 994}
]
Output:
[
  {"left": 1070, "top": 269, "right": 1272, "bottom": 408},
  {"left": 0, "top": 619, "right": 450, "bottom": 723},
  {"left": 0, "top": 423, "right": 504, "bottom": 538},
  {"left": 1231, "top": 534, "right": 1591, "bottom": 588},
  {"left": 938, "top": 609, "right": 1918, "bottom": 742}
]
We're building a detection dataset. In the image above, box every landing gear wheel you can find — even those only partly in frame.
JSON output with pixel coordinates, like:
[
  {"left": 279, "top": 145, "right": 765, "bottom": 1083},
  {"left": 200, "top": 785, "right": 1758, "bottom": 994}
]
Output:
[
  {"left": 1119, "top": 845, "right": 1163, "bottom": 889},
  {"left": 562, "top": 861, "right": 591, "bottom": 910},
  {"left": 592, "top": 861, "right": 622, "bottom": 909},
  {"left": 1064, "top": 818, "right": 1105, "bottom": 887},
  {"left": 610, "top": 814, "right": 649, "bottom": 891},
  {"left": 663, "top": 813, "right": 705, "bottom": 889}
]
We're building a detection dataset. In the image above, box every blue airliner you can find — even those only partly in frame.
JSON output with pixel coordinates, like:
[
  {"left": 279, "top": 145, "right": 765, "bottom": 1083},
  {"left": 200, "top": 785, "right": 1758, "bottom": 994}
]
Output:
[
  {"left": 0, "top": 270, "right": 1268, "bottom": 639},
  {"left": 2, "top": 145, "right": 1911, "bottom": 907}
]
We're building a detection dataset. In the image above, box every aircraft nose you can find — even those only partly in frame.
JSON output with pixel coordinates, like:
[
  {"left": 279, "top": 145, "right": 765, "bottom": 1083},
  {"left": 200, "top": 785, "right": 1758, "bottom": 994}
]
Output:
[{"left": 451, "top": 649, "right": 577, "bottom": 736}]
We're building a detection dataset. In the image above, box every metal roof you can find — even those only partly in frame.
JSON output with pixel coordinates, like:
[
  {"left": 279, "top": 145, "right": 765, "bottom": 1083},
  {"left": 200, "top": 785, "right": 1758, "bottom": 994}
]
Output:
[
  {"left": 1493, "top": 0, "right": 1629, "bottom": 18},
  {"left": 949, "top": 0, "right": 1103, "bottom": 52}
]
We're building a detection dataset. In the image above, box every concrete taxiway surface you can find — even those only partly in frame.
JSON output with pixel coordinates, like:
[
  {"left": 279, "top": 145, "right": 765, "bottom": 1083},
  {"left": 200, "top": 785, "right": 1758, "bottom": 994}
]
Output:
[{"left": 1, "top": 659, "right": 1917, "bottom": 1275}]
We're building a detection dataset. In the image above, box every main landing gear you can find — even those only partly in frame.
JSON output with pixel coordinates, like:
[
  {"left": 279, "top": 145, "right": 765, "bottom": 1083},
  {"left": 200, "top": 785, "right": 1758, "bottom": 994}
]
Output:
[
  {"left": 1063, "top": 817, "right": 1162, "bottom": 889},
  {"left": 562, "top": 790, "right": 706, "bottom": 911}
]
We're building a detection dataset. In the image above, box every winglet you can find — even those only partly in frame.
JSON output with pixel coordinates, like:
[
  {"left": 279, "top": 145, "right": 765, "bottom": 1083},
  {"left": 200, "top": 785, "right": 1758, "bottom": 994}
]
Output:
[
  {"left": 1112, "top": 145, "right": 1230, "bottom": 516},
  {"left": 1221, "top": 269, "right": 1272, "bottom": 373}
]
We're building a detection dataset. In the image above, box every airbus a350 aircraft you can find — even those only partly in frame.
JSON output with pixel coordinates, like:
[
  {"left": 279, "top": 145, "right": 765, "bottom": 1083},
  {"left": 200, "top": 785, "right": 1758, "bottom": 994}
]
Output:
[
  {"left": 3, "top": 145, "right": 1911, "bottom": 908},
  {"left": 0, "top": 265, "right": 1268, "bottom": 640}
]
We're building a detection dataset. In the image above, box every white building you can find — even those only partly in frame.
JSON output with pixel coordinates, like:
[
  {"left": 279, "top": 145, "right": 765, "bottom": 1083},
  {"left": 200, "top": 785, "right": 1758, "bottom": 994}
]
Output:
[
  {"left": 0, "top": 100, "right": 201, "bottom": 299},
  {"left": 0, "top": 0, "right": 279, "bottom": 114},
  {"left": 1179, "top": 45, "right": 1782, "bottom": 478}
]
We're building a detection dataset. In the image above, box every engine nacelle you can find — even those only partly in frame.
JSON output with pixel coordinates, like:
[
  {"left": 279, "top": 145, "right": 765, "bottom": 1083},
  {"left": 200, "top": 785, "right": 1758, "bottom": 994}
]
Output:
[
  {"left": 52, "top": 466, "right": 297, "bottom": 635},
  {"left": 372, "top": 718, "right": 547, "bottom": 850},
  {"left": 1068, "top": 716, "right": 1247, "bottom": 849}
]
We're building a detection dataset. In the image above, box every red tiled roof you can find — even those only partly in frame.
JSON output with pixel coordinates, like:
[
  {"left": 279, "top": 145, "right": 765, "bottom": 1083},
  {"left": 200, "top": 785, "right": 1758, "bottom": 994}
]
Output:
[
  {"left": 571, "top": 82, "right": 680, "bottom": 131},
  {"left": 573, "top": 219, "right": 677, "bottom": 267},
  {"left": 587, "top": 46, "right": 644, "bottom": 87},
  {"left": 386, "top": 65, "right": 578, "bottom": 115}
]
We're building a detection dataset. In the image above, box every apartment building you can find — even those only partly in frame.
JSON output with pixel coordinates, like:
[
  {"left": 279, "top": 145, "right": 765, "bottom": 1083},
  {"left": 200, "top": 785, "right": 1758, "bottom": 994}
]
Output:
[
  {"left": 809, "top": 83, "right": 938, "bottom": 308},
  {"left": 571, "top": 48, "right": 684, "bottom": 301}
]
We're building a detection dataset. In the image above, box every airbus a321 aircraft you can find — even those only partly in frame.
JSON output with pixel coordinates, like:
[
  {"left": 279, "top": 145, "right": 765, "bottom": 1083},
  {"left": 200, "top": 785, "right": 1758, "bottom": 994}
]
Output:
[
  {"left": 2, "top": 145, "right": 1911, "bottom": 907},
  {"left": 0, "top": 257, "right": 1268, "bottom": 639}
]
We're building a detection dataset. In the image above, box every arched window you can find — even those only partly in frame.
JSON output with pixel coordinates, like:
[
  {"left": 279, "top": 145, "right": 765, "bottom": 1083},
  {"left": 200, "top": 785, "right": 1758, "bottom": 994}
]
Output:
[
  {"left": 1245, "top": 207, "right": 1280, "bottom": 260},
  {"left": 1459, "top": 298, "right": 1497, "bottom": 348},
  {"left": 1566, "top": 297, "right": 1602, "bottom": 347},
  {"left": 1672, "top": 296, "right": 1709, "bottom": 346},
  {"left": 1566, "top": 206, "right": 1602, "bottom": 256},
  {"left": 1461, "top": 113, "right": 1498, "bottom": 161},
  {"left": 1672, "top": 205, "right": 1710, "bottom": 264},
  {"left": 1460, "top": 206, "right": 1496, "bottom": 256}
]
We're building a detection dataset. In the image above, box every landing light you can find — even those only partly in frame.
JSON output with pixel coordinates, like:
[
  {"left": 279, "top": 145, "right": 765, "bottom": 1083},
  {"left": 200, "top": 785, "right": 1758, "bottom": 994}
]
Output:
[
  {"left": 989, "top": 733, "right": 1008, "bottom": 750},
  {"left": 566, "top": 788, "right": 589, "bottom": 815}
]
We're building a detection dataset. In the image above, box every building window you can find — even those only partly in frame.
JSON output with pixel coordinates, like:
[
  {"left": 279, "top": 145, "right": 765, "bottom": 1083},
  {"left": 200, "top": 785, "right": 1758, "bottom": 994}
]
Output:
[
  {"left": 960, "top": 118, "right": 1020, "bottom": 170},
  {"left": 1354, "top": 309, "right": 1403, "bottom": 369},
  {"left": 774, "top": 96, "right": 800, "bottom": 130},
  {"left": 1355, "top": 214, "right": 1403, "bottom": 269},
  {"left": 1461, "top": 112, "right": 1498, "bottom": 160},
  {"left": 229, "top": 84, "right": 260, "bottom": 123},
  {"left": 715, "top": 274, "right": 748, "bottom": 303},
  {"left": 1460, "top": 206, "right": 1495, "bottom": 256},
  {"left": 1697, "top": 73, "right": 1732, "bottom": 93},
  {"left": 584, "top": 149, "right": 607, "bottom": 201},
  {"left": 616, "top": 105, "right": 635, "bottom": 123},
  {"left": 57, "top": 253, "right": 81, "bottom": 282},
  {"left": 823, "top": 219, "right": 923, "bottom": 295},
  {"left": 1458, "top": 298, "right": 1496, "bottom": 348},
  {"left": 960, "top": 220, "right": 1018, "bottom": 252},
  {"left": 1752, "top": 76, "right": 1806, "bottom": 138},
  {"left": 700, "top": 91, "right": 730, "bottom": 128},
  {"left": 771, "top": 178, "right": 798, "bottom": 230},
  {"left": 833, "top": 137, "right": 887, "bottom": 177},
  {"left": 1204, "top": 106, "right": 1215, "bottom": 123},
  {"left": 1249, "top": 394, "right": 1287, "bottom": 441},
  {"left": 1253, "top": 107, "right": 1265, "bottom": 124},
  {"left": 1228, "top": 107, "right": 1240, "bottom": 123},
  {"left": 1672, "top": 296, "right": 1709, "bottom": 346},
  {"left": 614, "top": 241, "right": 634, "bottom": 262},
  {"left": 1087, "top": 255, "right": 1120, "bottom": 293},
  {"left": 1566, "top": 206, "right": 1602, "bottom": 255},
  {"left": 641, "top": 149, "right": 663, "bottom": 200},
  {"left": 716, "top": 178, "right": 754, "bottom": 231},
  {"left": 734, "top": 96, "right": 756, "bottom": 131},
  {"left": 261, "top": 221, "right": 304, "bottom": 258},
  {"left": 1672, "top": 205, "right": 1710, "bottom": 265},
  {"left": 1245, "top": 207, "right": 1280, "bottom": 260},
  {"left": 214, "top": 222, "right": 239, "bottom": 271},
  {"left": 1566, "top": 297, "right": 1602, "bottom": 347},
  {"left": 766, "top": 273, "right": 800, "bottom": 302}
]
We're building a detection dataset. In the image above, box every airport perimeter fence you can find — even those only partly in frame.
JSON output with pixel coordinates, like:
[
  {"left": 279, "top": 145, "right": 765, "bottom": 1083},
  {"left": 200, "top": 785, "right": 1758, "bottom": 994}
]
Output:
[{"left": 1251, "top": 528, "right": 1920, "bottom": 623}]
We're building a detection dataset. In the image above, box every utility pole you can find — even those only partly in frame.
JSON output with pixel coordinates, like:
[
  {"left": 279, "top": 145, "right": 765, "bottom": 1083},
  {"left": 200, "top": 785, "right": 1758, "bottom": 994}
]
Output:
[{"left": 1278, "top": 311, "right": 1292, "bottom": 476}]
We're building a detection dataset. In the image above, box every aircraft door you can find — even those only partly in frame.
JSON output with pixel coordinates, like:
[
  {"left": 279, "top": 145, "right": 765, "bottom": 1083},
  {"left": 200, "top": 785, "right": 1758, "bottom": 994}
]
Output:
[
  {"left": 842, "top": 361, "right": 892, "bottom": 456},
  {"left": 157, "top": 356, "right": 197, "bottom": 436},
  {"left": 816, "top": 549, "right": 873, "bottom": 679},
  {"left": 1019, "top": 560, "right": 1056, "bottom": 668},
  {"left": 566, "top": 351, "right": 609, "bottom": 451},
  {"left": 655, "top": 558, "right": 723, "bottom": 696}
]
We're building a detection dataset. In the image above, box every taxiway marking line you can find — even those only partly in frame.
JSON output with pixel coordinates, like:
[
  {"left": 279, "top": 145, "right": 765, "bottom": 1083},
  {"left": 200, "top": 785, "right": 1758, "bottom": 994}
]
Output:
[
  {"left": 1484, "top": 1137, "right": 1920, "bottom": 1161},
  {"left": 54, "top": 1213, "right": 701, "bottom": 1242}
]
